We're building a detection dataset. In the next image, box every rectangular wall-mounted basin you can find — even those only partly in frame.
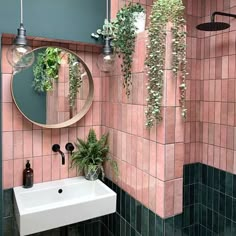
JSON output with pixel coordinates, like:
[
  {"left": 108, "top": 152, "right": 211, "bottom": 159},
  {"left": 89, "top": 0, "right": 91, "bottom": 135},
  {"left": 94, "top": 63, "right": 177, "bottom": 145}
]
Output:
[{"left": 14, "top": 177, "right": 116, "bottom": 236}]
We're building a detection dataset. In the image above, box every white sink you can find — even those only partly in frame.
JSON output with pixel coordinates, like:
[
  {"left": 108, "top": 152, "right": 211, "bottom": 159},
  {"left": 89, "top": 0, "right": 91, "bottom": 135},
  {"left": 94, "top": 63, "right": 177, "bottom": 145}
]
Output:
[{"left": 14, "top": 177, "right": 116, "bottom": 236}]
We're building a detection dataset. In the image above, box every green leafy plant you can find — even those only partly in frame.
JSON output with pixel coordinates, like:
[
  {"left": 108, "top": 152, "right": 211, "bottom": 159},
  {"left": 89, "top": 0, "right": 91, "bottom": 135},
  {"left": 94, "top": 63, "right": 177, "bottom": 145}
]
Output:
[
  {"left": 32, "top": 47, "right": 61, "bottom": 93},
  {"left": 91, "top": 19, "right": 115, "bottom": 40},
  {"left": 112, "top": 3, "right": 144, "bottom": 96},
  {"left": 68, "top": 54, "right": 82, "bottom": 108},
  {"left": 145, "top": 0, "right": 187, "bottom": 128},
  {"left": 71, "top": 129, "right": 118, "bottom": 180}
]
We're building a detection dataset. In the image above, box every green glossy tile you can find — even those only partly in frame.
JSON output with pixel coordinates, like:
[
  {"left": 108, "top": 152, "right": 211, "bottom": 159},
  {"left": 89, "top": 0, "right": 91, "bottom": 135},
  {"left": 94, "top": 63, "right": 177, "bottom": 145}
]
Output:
[
  {"left": 155, "top": 215, "right": 163, "bottom": 236},
  {"left": 130, "top": 197, "right": 136, "bottom": 229},
  {"left": 233, "top": 175, "right": 236, "bottom": 198},
  {"left": 115, "top": 214, "right": 120, "bottom": 236},
  {"left": 207, "top": 208, "right": 213, "bottom": 231},
  {"left": 189, "top": 205, "right": 194, "bottom": 226},
  {"left": 224, "top": 218, "right": 232, "bottom": 236},
  {"left": 174, "top": 214, "right": 182, "bottom": 230},
  {"left": 218, "top": 214, "right": 225, "bottom": 235},
  {"left": 231, "top": 221, "right": 236, "bottom": 235},
  {"left": 189, "top": 164, "right": 195, "bottom": 184},
  {"left": 3, "top": 189, "right": 13, "bottom": 218},
  {"left": 207, "top": 187, "right": 213, "bottom": 209},
  {"left": 225, "top": 196, "right": 232, "bottom": 220},
  {"left": 194, "top": 224, "right": 199, "bottom": 236},
  {"left": 184, "top": 165, "right": 190, "bottom": 185},
  {"left": 219, "top": 193, "right": 225, "bottom": 216},
  {"left": 125, "top": 194, "right": 131, "bottom": 224},
  {"left": 190, "top": 184, "right": 195, "bottom": 205},
  {"left": 121, "top": 218, "right": 126, "bottom": 236},
  {"left": 201, "top": 184, "right": 208, "bottom": 206},
  {"left": 126, "top": 222, "right": 131, "bottom": 236},
  {"left": 136, "top": 202, "right": 142, "bottom": 234},
  {"left": 194, "top": 183, "right": 200, "bottom": 204},
  {"left": 212, "top": 212, "right": 219, "bottom": 234},
  {"left": 148, "top": 210, "right": 156, "bottom": 236},
  {"left": 213, "top": 168, "right": 220, "bottom": 190},
  {"left": 141, "top": 206, "right": 149, "bottom": 236},
  {"left": 182, "top": 227, "right": 189, "bottom": 236},
  {"left": 194, "top": 204, "right": 199, "bottom": 224},
  {"left": 207, "top": 166, "right": 214, "bottom": 188},
  {"left": 121, "top": 190, "right": 126, "bottom": 218},
  {"left": 233, "top": 199, "right": 236, "bottom": 222},
  {"left": 183, "top": 206, "right": 190, "bottom": 227},
  {"left": 202, "top": 164, "right": 207, "bottom": 185},
  {"left": 131, "top": 228, "right": 135, "bottom": 236},
  {"left": 164, "top": 218, "right": 174, "bottom": 236},
  {"left": 225, "top": 172, "right": 233, "bottom": 197},
  {"left": 213, "top": 190, "right": 219, "bottom": 213},
  {"left": 184, "top": 185, "right": 190, "bottom": 206},
  {"left": 219, "top": 170, "right": 226, "bottom": 193},
  {"left": 116, "top": 186, "right": 121, "bottom": 214},
  {"left": 201, "top": 205, "right": 207, "bottom": 227}
]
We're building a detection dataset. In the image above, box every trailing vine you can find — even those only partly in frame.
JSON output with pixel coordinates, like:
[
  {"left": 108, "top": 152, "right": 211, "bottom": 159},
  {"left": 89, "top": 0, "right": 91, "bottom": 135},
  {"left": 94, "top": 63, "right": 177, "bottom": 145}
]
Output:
[
  {"left": 112, "top": 3, "right": 144, "bottom": 96},
  {"left": 32, "top": 47, "right": 61, "bottom": 93},
  {"left": 68, "top": 54, "right": 82, "bottom": 108},
  {"left": 145, "top": 0, "right": 187, "bottom": 128}
]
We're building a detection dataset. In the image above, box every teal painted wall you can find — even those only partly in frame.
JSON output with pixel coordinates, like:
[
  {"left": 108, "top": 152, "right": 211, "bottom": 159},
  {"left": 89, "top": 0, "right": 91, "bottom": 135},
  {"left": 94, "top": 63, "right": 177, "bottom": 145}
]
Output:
[{"left": 0, "top": 0, "right": 106, "bottom": 44}]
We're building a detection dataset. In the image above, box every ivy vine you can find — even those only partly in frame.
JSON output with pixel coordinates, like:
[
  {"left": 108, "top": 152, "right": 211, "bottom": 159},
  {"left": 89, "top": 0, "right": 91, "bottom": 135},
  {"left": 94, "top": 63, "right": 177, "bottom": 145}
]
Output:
[
  {"left": 145, "top": 0, "right": 187, "bottom": 128},
  {"left": 112, "top": 3, "right": 144, "bottom": 97},
  {"left": 32, "top": 47, "right": 61, "bottom": 93},
  {"left": 68, "top": 54, "right": 82, "bottom": 108}
]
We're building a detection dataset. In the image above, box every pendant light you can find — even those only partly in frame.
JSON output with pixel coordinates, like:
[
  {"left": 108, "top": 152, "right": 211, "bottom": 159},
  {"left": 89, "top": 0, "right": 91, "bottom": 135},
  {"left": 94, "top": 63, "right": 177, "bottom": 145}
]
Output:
[
  {"left": 97, "top": 0, "right": 115, "bottom": 72},
  {"left": 7, "top": 0, "right": 34, "bottom": 70}
]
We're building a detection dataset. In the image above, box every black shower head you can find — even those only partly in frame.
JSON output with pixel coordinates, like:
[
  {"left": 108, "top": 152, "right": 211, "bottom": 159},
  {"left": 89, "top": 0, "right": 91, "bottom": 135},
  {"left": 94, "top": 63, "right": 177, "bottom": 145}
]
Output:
[
  {"left": 196, "top": 11, "right": 236, "bottom": 31},
  {"left": 196, "top": 22, "right": 230, "bottom": 31}
]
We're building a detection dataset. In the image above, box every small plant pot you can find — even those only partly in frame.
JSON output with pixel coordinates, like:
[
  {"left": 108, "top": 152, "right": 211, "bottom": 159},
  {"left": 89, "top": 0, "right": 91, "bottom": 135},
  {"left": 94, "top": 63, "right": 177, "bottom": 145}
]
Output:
[
  {"left": 84, "top": 166, "right": 101, "bottom": 181},
  {"left": 133, "top": 12, "right": 146, "bottom": 33}
]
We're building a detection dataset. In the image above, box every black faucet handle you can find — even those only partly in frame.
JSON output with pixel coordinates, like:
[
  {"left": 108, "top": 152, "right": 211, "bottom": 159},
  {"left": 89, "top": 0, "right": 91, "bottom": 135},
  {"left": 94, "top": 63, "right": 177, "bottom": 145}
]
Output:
[
  {"left": 52, "top": 144, "right": 60, "bottom": 152},
  {"left": 65, "top": 143, "right": 75, "bottom": 154}
]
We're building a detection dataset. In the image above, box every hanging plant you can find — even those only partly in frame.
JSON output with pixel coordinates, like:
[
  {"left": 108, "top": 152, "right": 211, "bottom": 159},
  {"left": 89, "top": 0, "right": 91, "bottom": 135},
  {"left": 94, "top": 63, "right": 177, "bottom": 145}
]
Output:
[
  {"left": 112, "top": 3, "right": 144, "bottom": 96},
  {"left": 32, "top": 47, "right": 61, "bottom": 93},
  {"left": 68, "top": 54, "right": 82, "bottom": 108},
  {"left": 145, "top": 0, "right": 187, "bottom": 128}
]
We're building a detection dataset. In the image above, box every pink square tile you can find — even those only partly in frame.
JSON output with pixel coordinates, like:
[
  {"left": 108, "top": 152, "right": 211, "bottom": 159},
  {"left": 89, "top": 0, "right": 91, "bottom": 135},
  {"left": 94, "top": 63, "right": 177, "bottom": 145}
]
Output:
[
  {"left": 142, "top": 139, "right": 150, "bottom": 172},
  {"left": 175, "top": 143, "right": 184, "bottom": 178},
  {"left": 13, "top": 131, "right": 23, "bottom": 159},
  {"left": 13, "top": 159, "right": 24, "bottom": 187},
  {"left": 43, "top": 155, "right": 52, "bottom": 182},
  {"left": 155, "top": 179, "right": 164, "bottom": 218},
  {"left": 2, "top": 132, "right": 13, "bottom": 160},
  {"left": 149, "top": 175, "right": 156, "bottom": 212},
  {"left": 33, "top": 130, "right": 43, "bottom": 157},
  {"left": 3, "top": 160, "right": 14, "bottom": 189},
  {"left": 149, "top": 141, "right": 156, "bottom": 177},
  {"left": 2, "top": 103, "right": 13, "bottom": 131},
  {"left": 23, "top": 131, "right": 33, "bottom": 158},
  {"left": 33, "top": 156, "right": 43, "bottom": 184},
  {"left": 174, "top": 178, "right": 183, "bottom": 215},
  {"left": 156, "top": 143, "right": 165, "bottom": 181},
  {"left": 165, "top": 144, "right": 175, "bottom": 180},
  {"left": 136, "top": 168, "right": 143, "bottom": 203}
]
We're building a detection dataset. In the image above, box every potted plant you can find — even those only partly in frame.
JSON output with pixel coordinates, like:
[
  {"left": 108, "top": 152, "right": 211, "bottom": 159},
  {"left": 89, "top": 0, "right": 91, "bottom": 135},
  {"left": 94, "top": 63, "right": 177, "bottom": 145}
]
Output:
[
  {"left": 145, "top": 0, "right": 187, "bottom": 128},
  {"left": 71, "top": 129, "right": 118, "bottom": 181}
]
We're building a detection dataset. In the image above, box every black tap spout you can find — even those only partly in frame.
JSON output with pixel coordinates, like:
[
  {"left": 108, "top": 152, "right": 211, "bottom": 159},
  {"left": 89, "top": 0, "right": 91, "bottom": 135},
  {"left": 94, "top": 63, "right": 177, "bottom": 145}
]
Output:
[{"left": 52, "top": 144, "right": 65, "bottom": 165}]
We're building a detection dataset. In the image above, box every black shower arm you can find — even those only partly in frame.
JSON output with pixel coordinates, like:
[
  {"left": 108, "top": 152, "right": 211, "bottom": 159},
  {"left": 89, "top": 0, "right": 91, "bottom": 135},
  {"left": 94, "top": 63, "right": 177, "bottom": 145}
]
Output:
[{"left": 211, "top": 12, "right": 236, "bottom": 22}]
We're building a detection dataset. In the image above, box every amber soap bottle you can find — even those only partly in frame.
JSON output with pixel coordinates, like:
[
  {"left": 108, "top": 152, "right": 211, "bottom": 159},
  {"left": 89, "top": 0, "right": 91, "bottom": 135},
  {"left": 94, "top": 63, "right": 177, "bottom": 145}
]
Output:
[{"left": 23, "top": 160, "right": 33, "bottom": 188}]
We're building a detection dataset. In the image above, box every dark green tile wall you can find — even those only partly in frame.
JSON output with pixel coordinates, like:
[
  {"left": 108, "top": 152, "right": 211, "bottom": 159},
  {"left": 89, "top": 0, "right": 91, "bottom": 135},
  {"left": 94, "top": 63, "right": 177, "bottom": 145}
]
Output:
[
  {"left": 103, "top": 163, "right": 236, "bottom": 236},
  {"left": 4, "top": 163, "right": 236, "bottom": 236}
]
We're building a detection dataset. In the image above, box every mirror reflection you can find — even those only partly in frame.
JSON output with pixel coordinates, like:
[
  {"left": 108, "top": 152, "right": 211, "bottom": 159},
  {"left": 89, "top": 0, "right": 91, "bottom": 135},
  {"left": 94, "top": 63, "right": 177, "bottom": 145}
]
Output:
[{"left": 12, "top": 46, "right": 93, "bottom": 128}]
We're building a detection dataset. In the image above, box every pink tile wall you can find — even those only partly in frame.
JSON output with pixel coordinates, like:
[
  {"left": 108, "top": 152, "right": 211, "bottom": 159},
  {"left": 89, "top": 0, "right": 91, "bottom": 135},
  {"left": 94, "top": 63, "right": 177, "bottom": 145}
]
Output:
[
  {"left": 1, "top": 36, "right": 103, "bottom": 189},
  {"left": 198, "top": 0, "right": 236, "bottom": 174}
]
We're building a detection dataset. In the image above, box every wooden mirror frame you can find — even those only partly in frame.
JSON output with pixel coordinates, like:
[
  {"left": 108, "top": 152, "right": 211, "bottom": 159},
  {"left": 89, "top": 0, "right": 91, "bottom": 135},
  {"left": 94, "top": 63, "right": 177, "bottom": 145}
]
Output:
[{"left": 11, "top": 46, "right": 94, "bottom": 129}]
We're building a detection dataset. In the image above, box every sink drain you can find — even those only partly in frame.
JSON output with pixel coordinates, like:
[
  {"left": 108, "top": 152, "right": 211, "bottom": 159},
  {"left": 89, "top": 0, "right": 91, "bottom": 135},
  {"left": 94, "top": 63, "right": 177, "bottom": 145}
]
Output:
[{"left": 58, "top": 189, "right": 63, "bottom": 194}]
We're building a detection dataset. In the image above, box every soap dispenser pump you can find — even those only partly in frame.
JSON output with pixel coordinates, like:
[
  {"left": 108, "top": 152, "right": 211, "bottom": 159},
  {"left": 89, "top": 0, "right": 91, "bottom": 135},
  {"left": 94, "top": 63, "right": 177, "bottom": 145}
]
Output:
[{"left": 23, "top": 160, "right": 33, "bottom": 188}]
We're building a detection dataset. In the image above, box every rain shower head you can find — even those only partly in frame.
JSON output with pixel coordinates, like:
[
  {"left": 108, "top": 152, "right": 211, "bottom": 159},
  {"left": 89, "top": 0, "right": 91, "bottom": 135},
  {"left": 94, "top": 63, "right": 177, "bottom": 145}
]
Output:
[
  {"left": 196, "top": 11, "right": 236, "bottom": 31},
  {"left": 196, "top": 22, "right": 230, "bottom": 31}
]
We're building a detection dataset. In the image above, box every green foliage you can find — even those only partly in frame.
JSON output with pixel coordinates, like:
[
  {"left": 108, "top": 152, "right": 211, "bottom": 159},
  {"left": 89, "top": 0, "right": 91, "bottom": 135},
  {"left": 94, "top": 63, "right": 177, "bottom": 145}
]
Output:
[
  {"left": 91, "top": 19, "right": 115, "bottom": 40},
  {"left": 91, "top": 3, "right": 144, "bottom": 97},
  {"left": 71, "top": 129, "right": 118, "bottom": 180},
  {"left": 145, "top": 0, "right": 187, "bottom": 128},
  {"left": 68, "top": 54, "right": 82, "bottom": 107},
  {"left": 32, "top": 47, "right": 61, "bottom": 93},
  {"left": 112, "top": 3, "right": 144, "bottom": 96}
]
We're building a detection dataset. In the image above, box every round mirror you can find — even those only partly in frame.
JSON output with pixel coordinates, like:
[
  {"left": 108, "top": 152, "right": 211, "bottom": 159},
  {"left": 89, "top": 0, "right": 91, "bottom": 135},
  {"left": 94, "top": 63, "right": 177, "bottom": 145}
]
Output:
[{"left": 11, "top": 46, "right": 94, "bottom": 128}]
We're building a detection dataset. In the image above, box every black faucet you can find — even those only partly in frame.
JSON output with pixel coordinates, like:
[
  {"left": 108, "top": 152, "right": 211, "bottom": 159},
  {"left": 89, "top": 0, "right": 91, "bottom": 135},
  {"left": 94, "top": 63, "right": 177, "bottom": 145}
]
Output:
[
  {"left": 65, "top": 142, "right": 75, "bottom": 155},
  {"left": 52, "top": 144, "right": 65, "bottom": 165}
]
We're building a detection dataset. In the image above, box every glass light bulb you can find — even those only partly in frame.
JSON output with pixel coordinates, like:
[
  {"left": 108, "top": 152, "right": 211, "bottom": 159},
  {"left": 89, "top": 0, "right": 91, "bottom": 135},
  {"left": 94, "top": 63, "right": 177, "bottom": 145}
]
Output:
[
  {"left": 7, "top": 44, "right": 35, "bottom": 69},
  {"left": 97, "top": 53, "right": 115, "bottom": 72}
]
